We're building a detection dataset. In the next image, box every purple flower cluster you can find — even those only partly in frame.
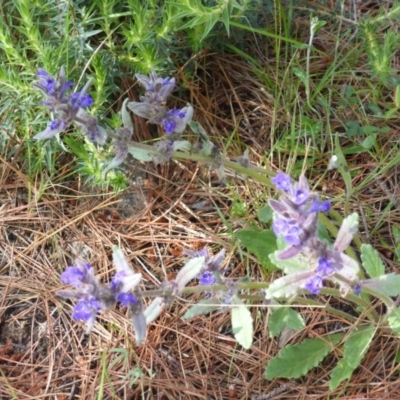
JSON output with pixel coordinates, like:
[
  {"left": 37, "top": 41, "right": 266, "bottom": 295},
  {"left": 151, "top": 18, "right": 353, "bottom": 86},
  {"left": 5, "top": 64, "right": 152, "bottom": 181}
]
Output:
[
  {"left": 57, "top": 248, "right": 142, "bottom": 333},
  {"left": 33, "top": 67, "right": 107, "bottom": 144},
  {"left": 127, "top": 70, "right": 193, "bottom": 137},
  {"left": 270, "top": 173, "right": 330, "bottom": 257},
  {"left": 184, "top": 247, "right": 226, "bottom": 287},
  {"left": 304, "top": 257, "right": 334, "bottom": 294},
  {"left": 269, "top": 173, "right": 360, "bottom": 296}
]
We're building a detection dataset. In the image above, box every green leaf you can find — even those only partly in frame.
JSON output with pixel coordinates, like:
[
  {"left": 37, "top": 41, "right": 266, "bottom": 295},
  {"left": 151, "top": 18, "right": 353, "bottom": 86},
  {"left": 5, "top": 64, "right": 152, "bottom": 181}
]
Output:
[
  {"left": 392, "top": 226, "right": 400, "bottom": 244},
  {"left": 268, "top": 307, "right": 305, "bottom": 338},
  {"left": 174, "top": 256, "right": 205, "bottom": 292},
  {"left": 384, "top": 107, "right": 399, "bottom": 119},
  {"left": 341, "top": 325, "right": 375, "bottom": 368},
  {"left": 388, "top": 308, "right": 400, "bottom": 335},
  {"left": 127, "top": 146, "right": 153, "bottom": 162},
  {"left": 361, "top": 273, "right": 400, "bottom": 296},
  {"left": 360, "top": 244, "right": 386, "bottom": 278},
  {"left": 258, "top": 204, "right": 273, "bottom": 223},
  {"left": 334, "top": 212, "right": 359, "bottom": 252},
  {"left": 231, "top": 296, "right": 253, "bottom": 349},
  {"left": 265, "top": 271, "right": 315, "bottom": 299},
  {"left": 293, "top": 67, "right": 308, "bottom": 86},
  {"left": 182, "top": 298, "right": 221, "bottom": 319},
  {"left": 329, "top": 325, "right": 375, "bottom": 390},
  {"left": 361, "top": 134, "right": 376, "bottom": 149},
  {"left": 173, "top": 140, "right": 192, "bottom": 152},
  {"left": 144, "top": 297, "right": 165, "bottom": 324},
  {"left": 236, "top": 229, "right": 277, "bottom": 272},
  {"left": 221, "top": 6, "right": 230, "bottom": 35},
  {"left": 265, "top": 334, "right": 343, "bottom": 380},
  {"left": 395, "top": 84, "right": 400, "bottom": 108},
  {"left": 269, "top": 251, "right": 314, "bottom": 275},
  {"left": 329, "top": 359, "right": 354, "bottom": 390},
  {"left": 316, "top": 220, "right": 332, "bottom": 244}
]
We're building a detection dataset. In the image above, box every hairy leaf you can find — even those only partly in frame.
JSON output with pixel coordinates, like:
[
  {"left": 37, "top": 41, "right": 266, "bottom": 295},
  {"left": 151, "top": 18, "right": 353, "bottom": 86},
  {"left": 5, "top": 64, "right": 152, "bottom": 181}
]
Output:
[
  {"left": 144, "top": 297, "right": 164, "bottom": 324},
  {"left": 172, "top": 140, "right": 192, "bottom": 152},
  {"left": 268, "top": 307, "right": 305, "bottom": 338},
  {"left": 231, "top": 296, "right": 253, "bottom": 349},
  {"left": 269, "top": 250, "right": 314, "bottom": 275},
  {"left": 236, "top": 229, "right": 277, "bottom": 272},
  {"left": 131, "top": 310, "right": 147, "bottom": 346},
  {"left": 175, "top": 256, "right": 205, "bottom": 293},
  {"left": 258, "top": 204, "right": 273, "bottom": 223},
  {"left": 360, "top": 244, "right": 385, "bottom": 278},
  {"left": 329, "top": 325, "right": 375, "bottom": 390},
  {"left": 127, "top": 146, "right": 153, "bottom": 162},
  {"left": 361, "top": 273, "right": 400, "bottom": 296},
  {"left": 265, "top": 271, "right": 315, "bottom": 299},
  {"left": 329, "top": 359, "right": 354, "bottom": 390},
  {"left": 265, "top": 333, "right": 343, "bottom": 379},
  {"left": 334, "top": 213, "right": 358, "bottom": 252}
]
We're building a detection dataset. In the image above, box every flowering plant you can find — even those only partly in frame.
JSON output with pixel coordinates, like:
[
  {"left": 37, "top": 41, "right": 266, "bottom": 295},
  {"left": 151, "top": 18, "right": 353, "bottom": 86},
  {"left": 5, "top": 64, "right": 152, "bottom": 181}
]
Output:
[{"left": 35, "top": 67, "right": 400, "bottom": 390}]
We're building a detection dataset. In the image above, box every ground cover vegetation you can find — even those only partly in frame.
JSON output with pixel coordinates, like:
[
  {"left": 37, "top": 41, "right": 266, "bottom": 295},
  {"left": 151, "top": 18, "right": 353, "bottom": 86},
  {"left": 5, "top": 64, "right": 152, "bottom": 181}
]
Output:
[{"left": 1, "top": 0, "right": 400, "bottom": 398}]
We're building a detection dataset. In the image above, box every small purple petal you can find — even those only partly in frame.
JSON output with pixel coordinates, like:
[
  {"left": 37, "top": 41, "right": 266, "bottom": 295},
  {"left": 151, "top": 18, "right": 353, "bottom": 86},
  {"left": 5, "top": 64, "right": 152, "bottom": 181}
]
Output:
[
  {"left": 49, "top": 119, "right": 67, "bottom": 132},
  {"left": 163, "top": 118, "right": 175, "bottom": 134},
  {"left": 273, "top": 218, "right": 301, "bottom": 245},
  {"left": 70, "top": 92, "right": 93, "bottom": 108},
  {"left": 309, "top": 200, "right": 331, "bottom": 213},
  {"left": 316, "top": 257, "right": 334, "bottom": 276},
  {"left": 61, "top": 266, "right": 87, "bottom": 286},
  {"left": 271, "top": 173, "right": 292, "bottom": 192},
  {"left": 110, "top": 270, "right": 128, "bottom": 291},
  {"left": 72, "top": 298, "right": 101, "bottom": 322},
  {"left": 353, "top": 283, "right": 361, "bottom": 295},
  {"left": 116, "top": 292, "right": 137, "bottom": 306},
  {"left": 293, "top": 189, "right": 309, "bottom": 205},
  {"left": 199, "top": 271, "right": 215, "bottom": 286},
  {"left": 304, "top": 275, "right": 323, "bottom": 294}
]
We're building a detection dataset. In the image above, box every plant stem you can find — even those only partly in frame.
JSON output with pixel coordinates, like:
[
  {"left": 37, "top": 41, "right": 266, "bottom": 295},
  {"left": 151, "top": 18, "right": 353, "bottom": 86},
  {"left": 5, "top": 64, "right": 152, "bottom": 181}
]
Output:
[
  {"left": 140, "top": 281, "right": 369, "bottom": 323},
  {"left": 107, "top": 131, "right": 275, "bottom": 185}
]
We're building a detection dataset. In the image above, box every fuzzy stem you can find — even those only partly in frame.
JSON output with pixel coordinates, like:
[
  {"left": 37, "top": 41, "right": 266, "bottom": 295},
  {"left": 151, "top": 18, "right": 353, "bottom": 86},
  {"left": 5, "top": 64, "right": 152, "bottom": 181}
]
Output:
[
  {"left": 140, "top": 281, "right": 368, "bottom": 323},
  {"left": 107, "top": 131, "right": 275, "bottom": 185}
]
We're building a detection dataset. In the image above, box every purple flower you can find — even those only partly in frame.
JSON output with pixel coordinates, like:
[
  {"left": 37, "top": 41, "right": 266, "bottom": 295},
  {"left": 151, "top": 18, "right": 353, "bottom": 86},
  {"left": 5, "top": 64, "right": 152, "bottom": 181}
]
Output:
[
  {"left": 309, "top": 200, "right": 331, "bottom": 213},
  {"left": 271, "top": 173, "right": 292, "bottom": 192},
  {"left": 110, "top": 247, "right": 142, "bottom": 301},
  {"left": 316, "top": 257, "right": 334, "bottom": 276},
  {"left": 293, "top": 188, "right": 310, "bottom": 205},
  {"left": 57, "top": 249, "right": 143, "bottom": 334},
  {"left": 58, "top": 260, "right": 111, "bottom": 332},
  {"left": 273, "top": 218, "right": 301, "bottom": 246},
  {"left": 110, "top": 270, "right": 125, "bottom": 289},
  {"left": 74, "top": 109, "right": 108, "bottom": 144},
  {"left": 163, "top": 118, "right": 176, "bottom": 134},
  {"left": 33, "top": 67, "right": 103, "bottom": 143},
  {"left": 36, "top": 69, "right": 62, "bottom": 97},
  {"left": 183, "top": 247, "right": 225, "bottom": 289},
  {"left": 73, "top": 298, "right": 102, "bottom": 323},
  {"left": 33, "top": 119, "right": 68, "bottom": 140},
  {"left": 199, "top": 271, "right": 216, "bottom": 286},
  {"left": 161, "top": 106, "right": 193, "bottom": 134},
  {"left": 136, "top": 70, "right": 176, "bottom": 105},
  {"left": 304, "top": 275, "right": 323, "bottom": 294},
  {"left": 61, "top": 262, "right": 92, "bottom": 286},
  {"left": 34, "top": 67, "right": 73, "bottom": 109},
  {"left": 70, "top": 92, "right": 94, "bottom": 109},
  {"left": 353, "top": 283, "right": 361, "bottom": 295},
  {"left": 116, "top": 292, "right": 138, "bottom": 306}
]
